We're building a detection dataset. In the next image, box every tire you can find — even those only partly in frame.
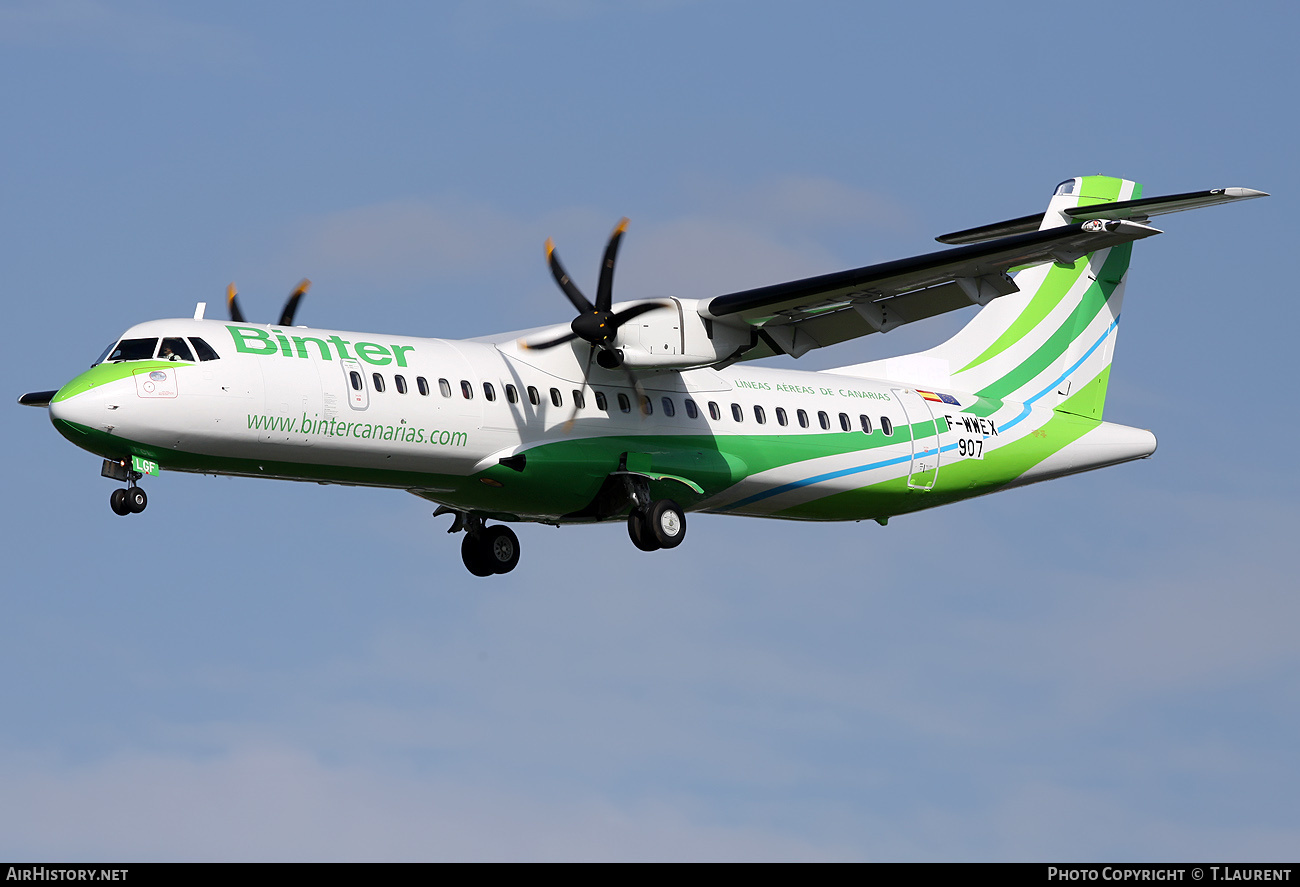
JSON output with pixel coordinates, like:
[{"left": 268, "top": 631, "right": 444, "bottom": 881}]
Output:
[
  {"left": 110, "top": 488, "right": 131, "bottom": 516},
  {"left": 461, "top": 533, "right": 495, "bottom": 577},
  {"left": 649, "top": 499, "right": 686, "bottom": 549},
  {"left": 483, "top": 525, "right": 520, "bottom": 574},
  {"left": 627, "top": 510, "right": 660, "bottom": 552},
  {"left": 126, "top": 487, "right": 148, "bottom": 513}
]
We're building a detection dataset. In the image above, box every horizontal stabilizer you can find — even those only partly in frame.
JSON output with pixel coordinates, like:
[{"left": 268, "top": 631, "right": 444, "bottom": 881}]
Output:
[
  {"left": 937, "top": 187, "right": 1267, "bottom": 244},
  {"left": 1061, "top": 187, "right": 1269, "bottom": 221}
]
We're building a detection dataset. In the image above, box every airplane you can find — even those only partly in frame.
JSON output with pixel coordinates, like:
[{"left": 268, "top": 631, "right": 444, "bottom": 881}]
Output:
[{"left": 19, "top": 176, "right": 1266, "bottom": 576}]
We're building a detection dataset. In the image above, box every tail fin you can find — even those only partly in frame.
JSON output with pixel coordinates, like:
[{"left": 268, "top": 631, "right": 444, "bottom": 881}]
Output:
[
  {"left": 935, "top": 175, "right": 1142, "bottom": 419},
  {"left": 842, "top": 176, "right": 1144, "bottom": 420}
]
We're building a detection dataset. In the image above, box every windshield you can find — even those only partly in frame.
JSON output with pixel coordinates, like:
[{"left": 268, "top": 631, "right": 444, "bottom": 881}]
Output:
[
  {"left": 106, "top": 338, "right": 158, "bottom": 362},
  {"left": 92, "top": 342, "right": 117, "bottom": 367}
]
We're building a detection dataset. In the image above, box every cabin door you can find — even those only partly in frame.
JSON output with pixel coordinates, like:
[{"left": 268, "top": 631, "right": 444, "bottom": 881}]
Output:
[{"left": 892, "top": 388, "right": 940, "bottom": 490}]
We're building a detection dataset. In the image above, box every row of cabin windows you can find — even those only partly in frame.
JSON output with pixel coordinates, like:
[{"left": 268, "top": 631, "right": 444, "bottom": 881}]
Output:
[{"left": 350, "top": 372, "right": 897, "bottom": 436}]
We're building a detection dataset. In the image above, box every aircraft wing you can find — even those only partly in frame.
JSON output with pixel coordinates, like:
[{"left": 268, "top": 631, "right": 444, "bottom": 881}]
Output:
[{"left": 698, "top": 219, "right": 1160, "bottom": 361}]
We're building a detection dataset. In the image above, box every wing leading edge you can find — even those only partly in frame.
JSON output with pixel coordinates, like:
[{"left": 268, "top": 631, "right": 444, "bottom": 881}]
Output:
[{"left": 699, "top": 218, "right": 1161, "bottom": 360}]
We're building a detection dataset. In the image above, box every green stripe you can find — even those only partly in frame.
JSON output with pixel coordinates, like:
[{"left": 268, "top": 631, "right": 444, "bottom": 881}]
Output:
[
  {"left": 773, "top": 408, "right": 1100, "bottom": 521},
  {"left": 975, "top": 242, "right": 1131, "bottom": 402},
  {"left": 958, "top": 261, "right": 1086, "bottom": 373},
  {"left": 52, "top": 360, "right": 192, "bottom": 402}
]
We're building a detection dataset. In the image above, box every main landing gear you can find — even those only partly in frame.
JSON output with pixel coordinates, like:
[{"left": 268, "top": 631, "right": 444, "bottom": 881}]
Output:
[
  {"left": 461, "top": 524, "right": 521, "bottom": 577},
  {"left": 434, "top": 507, "right": 520, "bottom": 577},
  {"left": 627, "top": 498, "right": 686, "bottom": 552}
]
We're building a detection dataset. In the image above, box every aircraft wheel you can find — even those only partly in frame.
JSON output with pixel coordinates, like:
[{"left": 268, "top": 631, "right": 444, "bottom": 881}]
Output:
[
  {"left": 483, "top": 525, "right": 520, "bottom": 574},
  {"left": 110, "top": 488, "right": 131, "bottom": 516},
  {"left": 126, "top": 487, "right": 148, "bottom": 514},
  {"left": 627, "top": 510, "right": 660, "bottom": 552},
  {"left": 648, "top": 499, "right": 686, "bottom": 549},
  {"left": 460, "top": 533, "right": 495, "bottom": 577}
]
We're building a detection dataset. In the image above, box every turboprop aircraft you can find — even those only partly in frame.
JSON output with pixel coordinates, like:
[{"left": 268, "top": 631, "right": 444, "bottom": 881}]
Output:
[{"left": 20, "top": 176, "right": 1265, "bottom": 576}]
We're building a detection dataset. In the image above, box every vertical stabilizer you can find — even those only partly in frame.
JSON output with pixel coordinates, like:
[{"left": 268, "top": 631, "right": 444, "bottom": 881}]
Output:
[{"left": 843, "top": 176, "right": 1142, "bottom": 420}]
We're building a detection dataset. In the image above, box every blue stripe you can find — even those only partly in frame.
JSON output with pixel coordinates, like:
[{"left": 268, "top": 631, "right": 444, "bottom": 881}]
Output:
[{"left": 717, "top": 319, "right": 1119, "bottom": 513}]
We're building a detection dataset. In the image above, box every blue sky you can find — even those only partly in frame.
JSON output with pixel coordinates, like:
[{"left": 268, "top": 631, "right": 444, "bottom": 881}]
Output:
[{"left": 3, "top": 0, "right": 1297, "bottom": 861}]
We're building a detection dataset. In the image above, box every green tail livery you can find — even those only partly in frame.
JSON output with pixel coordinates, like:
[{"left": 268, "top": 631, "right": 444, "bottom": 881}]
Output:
[{"left": 19, "top": 177, "right": 1266, "bottom": 576}]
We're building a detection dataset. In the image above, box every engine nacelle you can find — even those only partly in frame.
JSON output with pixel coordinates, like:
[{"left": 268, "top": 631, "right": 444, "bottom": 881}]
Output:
[{"left": 612, "top": 298, "right": 750, "bottom": 369}]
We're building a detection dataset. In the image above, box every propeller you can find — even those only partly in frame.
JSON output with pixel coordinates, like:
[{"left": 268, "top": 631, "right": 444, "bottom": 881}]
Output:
[
  {"left": 226, "top": 279, "right": 312, "bottom": 325},
  {"left": 524, "top": 219, "right": 668, "bottom": 425},
  {"left": 524, "top": 218, "right": 666, "bottom": 369}
]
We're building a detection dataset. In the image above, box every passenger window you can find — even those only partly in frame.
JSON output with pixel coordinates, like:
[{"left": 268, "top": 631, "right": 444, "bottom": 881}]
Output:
[
  {"left": 438, "top": 378, "right": 452, "bottom": 398},
  {"left": 550, "top": 388, "right": 562, "bottom": 407},
  {"left": 754, "top": 405, "right": 766, "bottom": 424},
  {"left": 859, "top": 414, "right": 873, "bottom": 434},
  {"left": 190, "top": 337, "right": 220, "bottom": 361},
  {"left": 684, "top": 398, "right": 699, "bottom": 419},
  {"left": 881, "top": 416, "right": 894, "bottom": 436},
  {"left": 395, "top": 375, "right": 408, "bottom": 394},
  {"left": 661, "top": 397, "right": 675, "bottom": 417},
  {"left": 417, "top": 376, "right": 430, "bottom": 396},
  {"left": 708, "top": 401, "right": 721, "bottom": 420},
  {"left": 617, "top": 393, "right": 631, "bottom": 413},
  {"left": 506, "top": 384, "right": 519, "bottom": 404},
  {"left": 527, "top": 386, "right": 540, "bottom": 406},
  {"left": 595, "top": 391, "right": 608, "bottom": 411},
  {"left": 349, "top": 371, "right": 363, "bottom": 391},
  {"left": 159, "top": 337, "right": 194, "bottom": 362},
  {"left": 483, "top": 382, "right": 496, "bottom": 401},
  {"left": 797, "top": 409, "right": 809, "bottom": 428},
  {"left": 373, "top": 373, "right": 386, "bottom": 393},
  {"left": 731, "top": 403, "right": 742, "bottom": 422},
  {"left": 818, "top": 411, "right": 830, "bottom": 430},
  {"left": 839, "top": 412, "right": 851, "bottom": 432},
  {"left": 573, "top": 390, "right": 585, "bottom": 409},
  {"left": 776, "top": 407, "right": 788, "bottom": 426},
  {"left": 460, "top": 380, "right": 473, "bottom": 399},
  {"left": 640, "top": 396, "right": 653, "bottom": 416},
  {"left": 108, "top": 338, "right": 158, "bottom": 362}
]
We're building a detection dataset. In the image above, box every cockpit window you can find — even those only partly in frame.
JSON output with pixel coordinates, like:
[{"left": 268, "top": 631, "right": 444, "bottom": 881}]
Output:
[
  {"left": 189, "top": 337, "right": 220, "bottom": 361},
  {"left": 1054, "top": 178, "right": 1077, "bottom": 196},
  {"left": 159, "top": 337, "right": 195, "bottom": 362},
  {"left": 93, "top": 342, "right": 116, "bottom": 367},
  {"left": 107, "top": 338, "right": 158, "bottom": 362}
]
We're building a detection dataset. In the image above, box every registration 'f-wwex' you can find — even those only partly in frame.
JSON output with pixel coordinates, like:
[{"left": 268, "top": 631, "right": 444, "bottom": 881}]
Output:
[{"left": 20, "top": 177, "right": 1266, "bottom": 576}]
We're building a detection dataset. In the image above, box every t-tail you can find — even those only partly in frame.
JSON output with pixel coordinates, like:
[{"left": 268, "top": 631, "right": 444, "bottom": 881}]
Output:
[{"left": 835, "top": 175, "right": 1266, "bottom": 420}]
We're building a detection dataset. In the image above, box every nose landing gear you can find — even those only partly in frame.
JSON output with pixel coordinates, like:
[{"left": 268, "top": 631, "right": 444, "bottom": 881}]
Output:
[
  {"left": 102, "top": 459, "right": 148, "bottom": 516},
  {"left": 109, "top": 485, "right": 147, "bottom": 516}
]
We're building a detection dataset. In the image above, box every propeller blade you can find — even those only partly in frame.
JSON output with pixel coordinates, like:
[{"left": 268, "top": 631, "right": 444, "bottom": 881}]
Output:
[
  {"left": 595, "top": 217, "right": 629, "bottom": 313},
  {"left": 561, "top": 347, "right": 598, "bottom": 432},
  {"left": 608, "top": 299, "right": 670, "bottom": 326},
  {"left": 520, "top": 329, "right": 582, "bottom": 351},
  {"left": 226, "top": 283, "right": 246, "bottom": 323},
  {"left": 546, "top": 238, "right": 594, "bottom": 315},
  {"left": 278, "top": 279, "right": 311, "bottom": 327},
  {"left": 624, "top": 364, "right": 651, "bottom": 418}
]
